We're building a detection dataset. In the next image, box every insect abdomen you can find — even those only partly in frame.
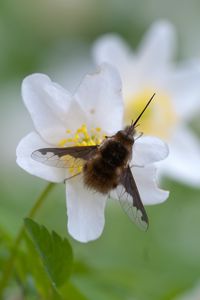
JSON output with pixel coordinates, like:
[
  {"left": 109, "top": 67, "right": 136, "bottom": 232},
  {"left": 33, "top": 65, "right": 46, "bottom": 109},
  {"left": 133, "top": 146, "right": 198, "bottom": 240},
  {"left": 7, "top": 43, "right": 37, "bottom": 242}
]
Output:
[
  {"left": 83, "top": 140, "right": 130, "bottom": 194},
  {"left": 83, "top": 158, "right": 121, "bottom": 194}
]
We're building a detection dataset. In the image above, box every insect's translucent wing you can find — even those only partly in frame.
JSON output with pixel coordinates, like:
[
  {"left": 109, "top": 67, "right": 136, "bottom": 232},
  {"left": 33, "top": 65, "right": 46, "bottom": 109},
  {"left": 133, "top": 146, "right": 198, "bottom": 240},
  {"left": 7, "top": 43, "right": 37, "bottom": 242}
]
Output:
[
  {"left": 117, "top": 165, "right": 149, "bottom": 231},
  {"left": 32, "top": 150, "right": 84, "bottom": 171},
  {"left": 31, "top": 145, "right": 98, "bottom": 169}
]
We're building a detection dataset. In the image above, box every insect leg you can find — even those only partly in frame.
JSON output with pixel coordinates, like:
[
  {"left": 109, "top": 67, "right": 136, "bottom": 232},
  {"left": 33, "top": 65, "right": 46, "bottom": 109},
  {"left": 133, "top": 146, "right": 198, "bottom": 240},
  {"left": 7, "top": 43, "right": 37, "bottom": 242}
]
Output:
[
  {"left": 130, "top": 164, "right": 144, "bottom": 168},
  {"left": 135, "top": 132, "right": 143, "bottom": 141},
  {"left": 64, "top": 172, "right": 82, "bottom": 183}
]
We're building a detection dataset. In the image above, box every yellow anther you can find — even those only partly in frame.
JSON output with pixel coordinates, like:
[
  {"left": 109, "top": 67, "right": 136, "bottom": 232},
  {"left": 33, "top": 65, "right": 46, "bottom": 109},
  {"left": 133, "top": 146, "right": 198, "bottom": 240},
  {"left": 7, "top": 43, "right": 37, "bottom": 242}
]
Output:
[
  {"left": 69, "top": 167, "right": 74, "bottom": 174},
  {"left": 75, "top": 133, "right": 80, "bottom": 140},
  {"left": 78, "top": 166, "right": 82, "bottom": 172},
  {"left": 58, "top": 124, "right": 105, "bottom": 174},
  {"left": 82, "top": 129, "right": 87, "bottom": 136},
  {"left": 77, "top": 128, "right": 83, "bottom": 133},
  {"left": 83, "top": 133, "right": 90, "bottom": 140},
  {"left": 58, "top": 139, "right": 67, "bottom": 147},
  {"left": 72, "top": 138, "right": 78, "bottom": 144},
  {"left": 66, "top": 138, "right": 73, "bottom": 143},
  {"left": 81, "top": 141, "right": 87, "bottom": 146}
]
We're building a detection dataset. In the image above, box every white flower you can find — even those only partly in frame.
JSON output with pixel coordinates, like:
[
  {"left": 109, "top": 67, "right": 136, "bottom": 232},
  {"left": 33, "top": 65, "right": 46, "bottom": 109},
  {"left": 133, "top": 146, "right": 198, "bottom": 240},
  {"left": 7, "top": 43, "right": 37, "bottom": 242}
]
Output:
[
  {"left": 93, "top": 20, "right": 200, "bottom": 187},
  {"left": 16, "top": 64, "right": 169, "bottom": 243},
  {"left": 172, "top": 281, "right": 200, "bottom": 300}
]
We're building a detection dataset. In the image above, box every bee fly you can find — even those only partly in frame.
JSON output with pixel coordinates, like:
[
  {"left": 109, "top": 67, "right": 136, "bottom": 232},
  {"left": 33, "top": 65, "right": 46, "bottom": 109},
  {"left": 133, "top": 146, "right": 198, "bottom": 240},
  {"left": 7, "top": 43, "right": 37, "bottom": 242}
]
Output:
[{"left": 32, "top": 94, "right": 156, "bottom": 231}]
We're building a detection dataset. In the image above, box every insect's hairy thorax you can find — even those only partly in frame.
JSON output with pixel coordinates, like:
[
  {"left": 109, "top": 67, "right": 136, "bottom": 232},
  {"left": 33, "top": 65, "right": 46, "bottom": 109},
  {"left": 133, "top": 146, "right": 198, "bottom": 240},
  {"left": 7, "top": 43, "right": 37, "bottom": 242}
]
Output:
[
  {"left": 83, "top": 138, "right": 133, "bottom": 194},
  {"left": 100, "top": 139, "right": 131, "bottom": 167}
]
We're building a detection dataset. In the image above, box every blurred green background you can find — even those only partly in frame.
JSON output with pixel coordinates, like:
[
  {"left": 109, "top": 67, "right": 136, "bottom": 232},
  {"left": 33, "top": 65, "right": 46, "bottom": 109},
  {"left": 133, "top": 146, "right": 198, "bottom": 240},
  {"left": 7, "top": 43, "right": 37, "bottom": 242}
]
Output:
[{"left": 1, "top": 0, "right": 200, "bottom": 299}]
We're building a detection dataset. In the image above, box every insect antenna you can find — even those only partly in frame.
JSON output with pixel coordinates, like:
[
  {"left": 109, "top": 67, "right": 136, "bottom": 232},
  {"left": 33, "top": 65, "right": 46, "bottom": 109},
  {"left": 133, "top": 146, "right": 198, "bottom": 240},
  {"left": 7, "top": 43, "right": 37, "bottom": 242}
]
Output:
[{"left": 129, "top": 93, "right": 156, "bottom": 133}]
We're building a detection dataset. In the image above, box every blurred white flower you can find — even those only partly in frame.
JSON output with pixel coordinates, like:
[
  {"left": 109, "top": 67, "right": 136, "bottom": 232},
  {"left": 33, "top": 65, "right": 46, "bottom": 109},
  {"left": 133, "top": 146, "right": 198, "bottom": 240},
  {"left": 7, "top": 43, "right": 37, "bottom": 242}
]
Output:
[
  {"left": 93, "top": 20, "right": 200, "bottom": 187},
  {"left": 16, "top": 64, "right": 168, "bottom": 243},
  {"left": 173, "top": 281, "right": 200, "bottom": 300}
]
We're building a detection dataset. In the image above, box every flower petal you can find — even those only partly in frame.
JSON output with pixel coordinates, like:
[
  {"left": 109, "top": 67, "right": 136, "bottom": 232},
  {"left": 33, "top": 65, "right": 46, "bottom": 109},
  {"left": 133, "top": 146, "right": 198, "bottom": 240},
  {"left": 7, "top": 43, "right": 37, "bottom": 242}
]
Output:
[
  {"left": 160, "top": 126, "right": 200, "bottom": 186},
  {"left": 75, "top": 63, "right": 123, "bottom": 134},
  {"left": 66, "top": 176, "right": 107, "bottom": 242},
  {"left": 133, "top": 164, "right": 169, "bottom": 205},
  {"left": 93, "top": 34, "right": 132, "bottom": 73},
  {"left": 22, "top": 73, "right": 73, "bottom": 144},
  {"left": 93, "top": 21, "right": 176, "bottom": 96},
  {"left": 167, "top": 61, "right": 200, "bottom": 120},
  {"left": 137, "top": 20, "right": 175, "bottom": 80},
  {"left": 93, "top": 34, "right": 137, "bottom": 97},
  {"left": 16, "top": 132, "right": 67, "bottom": 182},
  {"left": 132, "top": 136, "right": 169, "bottom": 166}
]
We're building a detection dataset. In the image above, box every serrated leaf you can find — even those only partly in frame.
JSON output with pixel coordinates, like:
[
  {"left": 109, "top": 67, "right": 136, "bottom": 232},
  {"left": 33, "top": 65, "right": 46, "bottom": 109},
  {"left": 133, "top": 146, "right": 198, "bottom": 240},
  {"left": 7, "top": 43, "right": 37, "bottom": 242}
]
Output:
[
  {"left": 23, "top": 233, "right": 53, "bottom": 298},
  {"left": 24, "top": 218, "right": 73, "bottom": 288}
]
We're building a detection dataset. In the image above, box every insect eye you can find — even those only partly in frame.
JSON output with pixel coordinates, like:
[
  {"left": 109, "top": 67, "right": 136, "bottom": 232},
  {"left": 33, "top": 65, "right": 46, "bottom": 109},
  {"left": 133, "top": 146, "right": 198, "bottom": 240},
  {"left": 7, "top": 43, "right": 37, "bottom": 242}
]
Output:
[
  {"left": 117, "top": 130, "right": 134, "bottom": 144},
  {"left": 117, "top": 130, "right": 124, "bottom": 137},
  {"left": 127, "top": 135, "right": 134, "bottom": 143}
]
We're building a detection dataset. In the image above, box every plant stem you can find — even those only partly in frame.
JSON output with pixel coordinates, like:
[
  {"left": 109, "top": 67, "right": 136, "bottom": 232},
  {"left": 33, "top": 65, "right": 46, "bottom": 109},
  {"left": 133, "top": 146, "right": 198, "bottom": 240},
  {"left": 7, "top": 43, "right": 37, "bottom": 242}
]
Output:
[{"left": 0, "top": 182, "right": 55, "bottom": 294}]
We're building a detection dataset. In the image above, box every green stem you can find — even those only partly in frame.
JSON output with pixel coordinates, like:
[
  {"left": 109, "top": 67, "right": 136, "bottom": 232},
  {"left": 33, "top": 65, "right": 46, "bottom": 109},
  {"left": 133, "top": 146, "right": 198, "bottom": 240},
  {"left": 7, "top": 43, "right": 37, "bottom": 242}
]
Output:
[{"left": 0, "top": 182, "right": 55, "bottom": 294}]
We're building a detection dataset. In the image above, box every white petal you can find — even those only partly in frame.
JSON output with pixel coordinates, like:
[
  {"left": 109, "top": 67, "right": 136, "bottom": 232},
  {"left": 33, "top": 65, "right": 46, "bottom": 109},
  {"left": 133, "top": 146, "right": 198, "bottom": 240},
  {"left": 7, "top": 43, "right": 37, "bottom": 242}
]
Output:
[
  {"left": 93, "top": 22, "right": 176, "bottom": 97},
  {"left": 22, "top": 74, "right": 73, "bottom": 144},
  {"left": 136, "top": 20, "right": 175, "bottom": 82},
  {"left": 167, "top": 61, "right": 200, "bottom": 120},
  {"left": 16, "top": 132, "right": 67, "bottom": 182},
  {"left": 160, "top": 126, "right": 200, "bottom": 186},
  {"left": 133, "top": 164, "right": 169, "bottom": 205},
  {"left": 92, "top": 34, "right": 132, "bottom": 73},
  {"left": 93, "top": 34, "right": 137, "bottom": 97},
  {"left": 60, "top": 99, "right": 87, "bottom": 132},
  {"left": 132, "top": 136, "right": 169, "bottom": 166},
  {"left": 75, "top": 63, "right": 123, "bottom": 134},
  {"left": 66, "top": 176, "right": 107, "bottom": 242}
]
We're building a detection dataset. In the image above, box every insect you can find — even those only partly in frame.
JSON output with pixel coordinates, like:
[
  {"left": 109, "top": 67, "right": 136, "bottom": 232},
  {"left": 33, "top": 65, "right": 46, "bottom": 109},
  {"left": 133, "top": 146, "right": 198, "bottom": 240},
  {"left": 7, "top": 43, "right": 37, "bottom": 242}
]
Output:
[{"left": 32, "top": 94, "right": 156, "bottom": 231}]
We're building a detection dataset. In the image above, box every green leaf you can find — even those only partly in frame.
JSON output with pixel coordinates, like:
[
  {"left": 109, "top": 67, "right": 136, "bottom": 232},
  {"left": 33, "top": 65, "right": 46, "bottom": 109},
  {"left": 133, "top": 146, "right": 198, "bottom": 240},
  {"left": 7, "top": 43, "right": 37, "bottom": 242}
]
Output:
[
  {"left": 24, "top": 218, "right": 73, "bottom": 288},
  {"left": 60, "top": 282, "right": 89, "bottom": 300},
  {"left": 0, "top": 227, "right": 12, "bottom": 262},
  {"left": 23, "top": 233, "right": 54, "bottom": 298}
]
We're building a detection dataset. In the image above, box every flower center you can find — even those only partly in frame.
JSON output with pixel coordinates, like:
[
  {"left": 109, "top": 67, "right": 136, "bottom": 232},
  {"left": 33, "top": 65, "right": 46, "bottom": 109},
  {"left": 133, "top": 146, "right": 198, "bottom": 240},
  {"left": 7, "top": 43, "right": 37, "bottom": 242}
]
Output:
[
  {"left": 58, "top": 124, "right": 105, "bottom": 175},
  {"left": 59, "top": 124, "right": 105, "bottom": 147},
  {"left": 124, "top": 88, "right": 178, "bottom": 139}
]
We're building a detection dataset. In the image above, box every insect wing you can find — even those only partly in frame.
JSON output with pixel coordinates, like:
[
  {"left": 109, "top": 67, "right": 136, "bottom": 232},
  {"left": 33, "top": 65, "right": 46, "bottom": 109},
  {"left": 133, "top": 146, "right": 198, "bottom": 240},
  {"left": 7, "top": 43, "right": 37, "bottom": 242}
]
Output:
[
  {"left": 31, "top": 145, "right": 98, "bottom": 169},
  {"left": 117, "top": 165, "right": 149, "bottom": 231}
]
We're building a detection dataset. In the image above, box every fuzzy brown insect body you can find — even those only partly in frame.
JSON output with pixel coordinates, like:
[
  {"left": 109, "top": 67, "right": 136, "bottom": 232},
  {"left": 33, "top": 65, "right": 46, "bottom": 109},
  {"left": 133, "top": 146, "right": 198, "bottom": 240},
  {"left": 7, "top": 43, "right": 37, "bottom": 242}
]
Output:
[
  {"left": 83, "top": 129, "right": 134, "bottom": 194},
  {"left": 31, "top": 94, "right": 156, "bottom": 231}
]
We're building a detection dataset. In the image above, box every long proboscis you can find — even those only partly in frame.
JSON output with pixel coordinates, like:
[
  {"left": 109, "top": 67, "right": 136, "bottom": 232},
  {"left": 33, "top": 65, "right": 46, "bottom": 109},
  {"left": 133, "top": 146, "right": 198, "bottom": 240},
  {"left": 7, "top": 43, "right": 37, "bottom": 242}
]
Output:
[{"left": 130, "top": 93, "right": 156, "bottom": 131}]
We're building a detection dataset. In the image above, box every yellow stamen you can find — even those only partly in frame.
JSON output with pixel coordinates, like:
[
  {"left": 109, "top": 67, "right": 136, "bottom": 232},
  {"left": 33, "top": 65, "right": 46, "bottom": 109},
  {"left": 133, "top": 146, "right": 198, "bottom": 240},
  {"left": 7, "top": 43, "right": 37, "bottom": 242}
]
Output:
[
  {"left": 75, "top": 133, "right": 80, "bottom": 140},
  {"left": 58, "top": 124, "right": 105, "bottom": 175},
  {"left": 66, "top": 138, "right": 73, "bottom": 143},
  {"left": 76, "top": 128, "right": 83, "bottom": 133},
  {"left": 81, "top": 141, "right": 87, "bottom": 146},
  {"left": 58, "top": 139, "right": 67, "bottom": 147},
  {"left": 125, "top": 88, "right": 178, "bottom": 139}
]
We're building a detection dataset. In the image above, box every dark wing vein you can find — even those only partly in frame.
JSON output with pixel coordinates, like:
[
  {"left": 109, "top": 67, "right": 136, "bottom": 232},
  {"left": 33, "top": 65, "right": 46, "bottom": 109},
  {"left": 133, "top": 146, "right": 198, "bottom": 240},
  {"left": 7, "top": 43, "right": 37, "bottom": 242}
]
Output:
[
  {"left": 118, "top": 165, "right": 149, "bottom": 231},
  {"left": 31, "top": 145, "right": 98, "bottom": 168}
]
